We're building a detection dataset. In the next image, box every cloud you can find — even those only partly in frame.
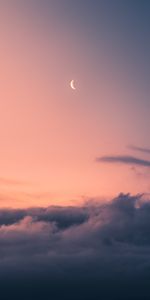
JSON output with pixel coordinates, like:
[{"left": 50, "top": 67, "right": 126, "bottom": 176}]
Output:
[
  {"left": 0, "top": 177, "right": 31, "bottom": 186},
  {"left": 1, "top": 194, "right": 150, "bottom": 298},
  {"left": 128, "top": 145, "right": 150, "bottom": 154},
  {"left": 96, "top": 155, "right": 150, "bottom": 167},
  {"left": 130, "top": 165, "right": 150, "bottom": 180}
]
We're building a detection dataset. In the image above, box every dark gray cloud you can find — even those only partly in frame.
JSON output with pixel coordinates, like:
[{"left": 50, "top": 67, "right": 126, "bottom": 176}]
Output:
[
  {"left": 96, "top": 155, "right": 150, "bottom": 167},
  {"left": 1, "top": 194, "right": 150, "bottom": 299},
  {"left": 0, "top": 206, "right": 88, "bottom": 228},
  {"left": 128, "top": 145, "right": 150, "bottom": 154}
]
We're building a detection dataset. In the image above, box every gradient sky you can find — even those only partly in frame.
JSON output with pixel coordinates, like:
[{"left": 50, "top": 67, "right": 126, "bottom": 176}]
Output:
[{"left": 0, "top": 0, "right": 150, "bottom": 207}]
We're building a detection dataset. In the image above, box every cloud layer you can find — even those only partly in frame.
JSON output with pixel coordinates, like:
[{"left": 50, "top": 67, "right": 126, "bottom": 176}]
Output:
[
  {"left": 96, "top": 155, "right": 150, "bottom": 167},
  {"left": 128, "top": 145, "right": 150, "bottom": 154},
  {"left": 1, "top": 194, "right": 150, "bottom": 299}
]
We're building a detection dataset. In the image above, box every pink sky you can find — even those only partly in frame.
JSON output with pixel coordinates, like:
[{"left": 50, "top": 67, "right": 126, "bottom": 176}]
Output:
[{"left": 0, "top": 2, "right": 149, "bottom": 207}]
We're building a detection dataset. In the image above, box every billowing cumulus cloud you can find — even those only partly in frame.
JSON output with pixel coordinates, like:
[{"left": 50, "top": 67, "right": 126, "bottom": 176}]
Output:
[
  {"left": 96, "top": 155, "right": 150, "bottom": 167},
  {"left": 1, "top": 194, "right": 150, "bottom": 299}
]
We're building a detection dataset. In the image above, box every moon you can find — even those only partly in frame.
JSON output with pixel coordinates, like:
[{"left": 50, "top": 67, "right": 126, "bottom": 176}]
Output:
[{"left": 70, "top": 80, "right": 76, "bottom": 90}]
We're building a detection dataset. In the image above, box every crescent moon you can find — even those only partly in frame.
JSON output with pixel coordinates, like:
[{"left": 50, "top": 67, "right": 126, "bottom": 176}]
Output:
[{"left": 70, "top": 80, "right": 76, "bottom": 90}]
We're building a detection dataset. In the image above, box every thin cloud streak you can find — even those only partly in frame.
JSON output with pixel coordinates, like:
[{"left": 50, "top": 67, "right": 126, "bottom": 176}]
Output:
[
  {"left": 0, "top": 177, "right": 30, "bottom": 186},
  {"left": 128, "top": 145, "right": 150, "bottom": 154},
  {"left": 96, "top": 155, "right": 150, "bottom": 167}
]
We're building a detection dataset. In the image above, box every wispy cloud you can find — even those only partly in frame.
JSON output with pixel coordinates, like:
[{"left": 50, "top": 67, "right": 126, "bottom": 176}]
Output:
[
  {"left": 96, "top": 155, "right": 150, "bottom": 167},
  {"left": 128, "top": 145, "right": 150, "bottom": 154},
  {"left": 0, "top": 177, "right": 29, "bottom": 186}
]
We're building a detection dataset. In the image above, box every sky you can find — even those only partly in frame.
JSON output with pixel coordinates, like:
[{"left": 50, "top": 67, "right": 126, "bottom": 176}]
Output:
[
  {"left": 0, "top": 0, "right": 150, "bottom": 207},
  {"left": 1, "top": 2, "right": 150, "bottom": 299}
]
